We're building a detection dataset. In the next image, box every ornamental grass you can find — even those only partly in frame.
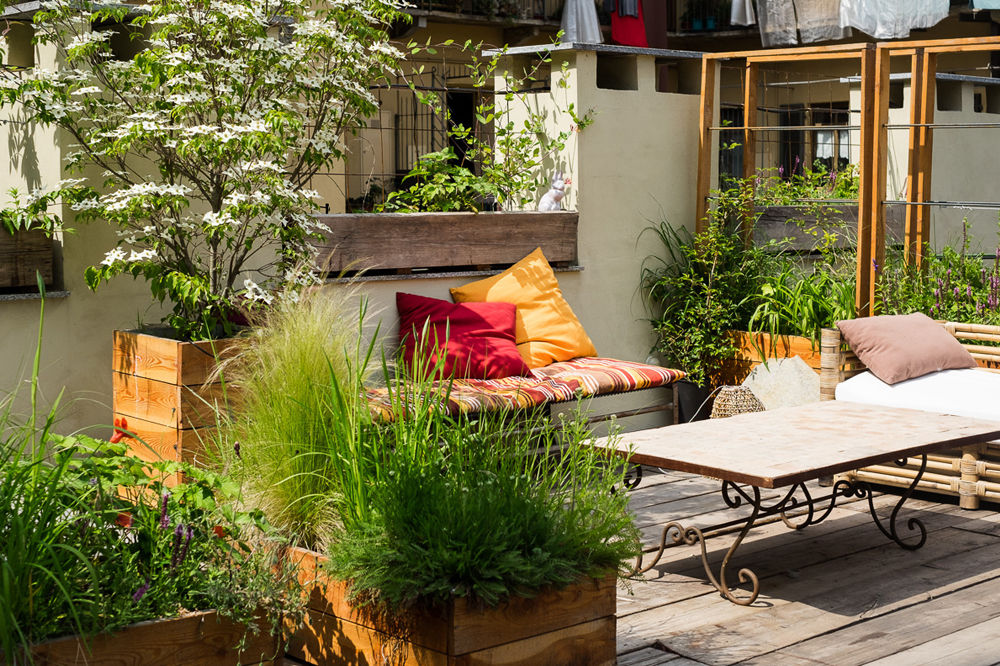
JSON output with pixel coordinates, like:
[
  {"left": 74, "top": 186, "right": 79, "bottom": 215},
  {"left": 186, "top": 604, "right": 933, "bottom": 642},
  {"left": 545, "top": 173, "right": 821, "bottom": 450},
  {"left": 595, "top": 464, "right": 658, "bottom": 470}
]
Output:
[{"left": 216, "top": 290, "right": 641, "bottom": 611}]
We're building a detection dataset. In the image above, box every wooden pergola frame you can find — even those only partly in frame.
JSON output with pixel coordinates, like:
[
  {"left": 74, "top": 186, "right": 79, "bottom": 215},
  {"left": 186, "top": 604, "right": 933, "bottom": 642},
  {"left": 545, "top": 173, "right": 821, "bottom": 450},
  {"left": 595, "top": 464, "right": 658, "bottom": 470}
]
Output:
[{"left": 695, "top": 36, "right": 1000, "bottom": 317}]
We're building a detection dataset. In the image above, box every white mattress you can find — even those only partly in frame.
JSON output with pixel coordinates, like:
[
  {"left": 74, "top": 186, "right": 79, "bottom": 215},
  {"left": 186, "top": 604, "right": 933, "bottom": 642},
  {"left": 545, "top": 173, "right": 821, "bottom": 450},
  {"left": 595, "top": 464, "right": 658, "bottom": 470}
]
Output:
[{"left": 835, "top": 368, "right": 1000, "bottom": 422}]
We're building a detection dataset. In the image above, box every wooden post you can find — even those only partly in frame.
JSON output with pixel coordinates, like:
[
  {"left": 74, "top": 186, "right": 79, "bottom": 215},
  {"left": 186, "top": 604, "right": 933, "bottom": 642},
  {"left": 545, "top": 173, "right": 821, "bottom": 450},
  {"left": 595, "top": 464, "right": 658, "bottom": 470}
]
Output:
[
  {"left": 904, "top": 50, "right": 924, "bottom": 265},
  {"left": 695, "top": 58, "right": 719, "bottom": 233},
  {"left": 916, "top": 51, "right": 936, "bottom": 263},
  {"left": 869, "top": 45, "right": 891, "bottom": 313},
  {"left": 741, "top": 60, "right": 758, "bottom": 246},
  {"left": 855, "top": 45, "right": 877, "bottom": 317}
]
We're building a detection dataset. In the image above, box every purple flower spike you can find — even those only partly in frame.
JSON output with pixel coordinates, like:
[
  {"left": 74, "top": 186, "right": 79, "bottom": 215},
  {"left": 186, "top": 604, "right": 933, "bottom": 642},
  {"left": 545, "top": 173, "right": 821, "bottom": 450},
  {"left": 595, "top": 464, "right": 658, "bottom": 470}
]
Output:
[
  {"left": 178, "top": 526, "right": 194, "bottom": 567},
  {"left": 159, "top": 492, "right": 170, "bottom": 530},
  {"left": 779, "top": 165, "right": 784, "bottom": 177},
  {"left": 954, "top": 286, "right": 961, "bottom": 297},
  {"left": 170, "top": 523, "right": 184, "bottom": 569},
  {"left": 968, "top": 285, "right": 973, "bottom": 298},
  {"left": 132, "top": 581, "right": 150, "bottom": 603},
  {"left": 234, "top": 441, "right": 241, "bottom": 459}
]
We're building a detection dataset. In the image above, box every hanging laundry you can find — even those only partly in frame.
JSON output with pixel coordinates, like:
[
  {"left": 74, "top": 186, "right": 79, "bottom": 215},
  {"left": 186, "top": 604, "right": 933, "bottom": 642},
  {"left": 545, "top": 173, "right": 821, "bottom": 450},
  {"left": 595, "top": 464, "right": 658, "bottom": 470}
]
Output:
[
  {"left": 561, "top": 0, "right": 603, "bottom": 43},
  {"left": 795, "top": 0, "right": 850, "bottom": 43},
  {"left": 839, "top": 0, "right": 948, "bottom": 39},
  {"left": 604, "top": 0, "right": 639, "bottom": 18},
  {"left": 610, "top": 0, "right": 648, "bottom": 47},
  {"left": 758, "top": 0, "right": 798, "bottom": 46},
  {"left": 731, "top": 0, "right": 757, "bottom": 26}
]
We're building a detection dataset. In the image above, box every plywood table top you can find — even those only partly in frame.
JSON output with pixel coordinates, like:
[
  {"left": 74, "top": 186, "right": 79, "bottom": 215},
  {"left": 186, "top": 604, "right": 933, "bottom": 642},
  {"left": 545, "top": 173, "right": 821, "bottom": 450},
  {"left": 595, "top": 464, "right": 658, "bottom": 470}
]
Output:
[{"left": 600, "top": 400, "right": 1000, "bottom": 488}]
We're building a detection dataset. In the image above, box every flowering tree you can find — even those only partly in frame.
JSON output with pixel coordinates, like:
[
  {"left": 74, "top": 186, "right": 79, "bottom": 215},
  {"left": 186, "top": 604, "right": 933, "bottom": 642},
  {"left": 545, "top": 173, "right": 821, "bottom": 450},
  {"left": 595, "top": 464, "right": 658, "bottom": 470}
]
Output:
[{"left": 1, "top": 0, "right": 405, "bottom": 339}]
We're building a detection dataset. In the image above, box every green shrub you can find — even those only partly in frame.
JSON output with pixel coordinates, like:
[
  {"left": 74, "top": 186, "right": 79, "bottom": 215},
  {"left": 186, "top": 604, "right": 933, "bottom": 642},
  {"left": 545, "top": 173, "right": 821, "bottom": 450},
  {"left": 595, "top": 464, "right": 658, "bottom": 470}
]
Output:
[
  {"left": 0, "top": 293, "right": 303, "bottom": 662},
  {"left": 218, "top": 292, "right": 640, "bottom": 611}
]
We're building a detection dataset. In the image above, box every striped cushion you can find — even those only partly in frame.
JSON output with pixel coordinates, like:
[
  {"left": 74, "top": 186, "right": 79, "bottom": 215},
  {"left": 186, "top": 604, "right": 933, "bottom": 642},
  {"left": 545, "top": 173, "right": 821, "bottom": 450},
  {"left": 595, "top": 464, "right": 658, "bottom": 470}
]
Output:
[{"left": 367, "top": 357, "right": 683, "bottom": 419}]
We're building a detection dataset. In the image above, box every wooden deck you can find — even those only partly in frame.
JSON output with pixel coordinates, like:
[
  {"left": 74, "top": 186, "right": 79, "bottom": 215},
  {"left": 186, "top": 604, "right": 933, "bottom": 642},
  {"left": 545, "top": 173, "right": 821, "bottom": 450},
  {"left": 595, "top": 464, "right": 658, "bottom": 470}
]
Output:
[{"left": 618, "top": 468, "right": 1000, "bottom": 665}]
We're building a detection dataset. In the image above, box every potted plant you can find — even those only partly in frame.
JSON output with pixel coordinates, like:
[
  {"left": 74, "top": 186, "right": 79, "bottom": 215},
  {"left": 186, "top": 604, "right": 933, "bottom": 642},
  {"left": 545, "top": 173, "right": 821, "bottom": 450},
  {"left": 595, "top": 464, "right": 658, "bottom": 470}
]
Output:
[
  {"left": 211, "top": 292, "right": 639, "bottom": 662},
  {"left": 2, "top": 304, "right": 304, "bottom": 664},
  {"left": 641, "top": 214, "right": 774, "bottom": 420},
  {"left": 0, "top": 0, "right": 407, "bottom": 465}
]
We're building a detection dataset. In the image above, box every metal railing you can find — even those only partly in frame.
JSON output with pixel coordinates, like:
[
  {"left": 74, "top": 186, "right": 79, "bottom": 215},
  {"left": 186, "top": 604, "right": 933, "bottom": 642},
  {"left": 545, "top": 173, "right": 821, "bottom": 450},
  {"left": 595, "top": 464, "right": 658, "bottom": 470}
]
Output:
[{"left": 408, "top": 0, "right": 562, "bottom": 22}]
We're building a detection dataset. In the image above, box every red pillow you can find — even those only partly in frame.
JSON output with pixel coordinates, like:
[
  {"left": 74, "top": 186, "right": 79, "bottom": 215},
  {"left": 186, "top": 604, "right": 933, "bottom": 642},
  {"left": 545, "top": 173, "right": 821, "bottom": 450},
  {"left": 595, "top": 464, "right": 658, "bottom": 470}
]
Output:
[{"left": 396, "top": 293, "right": 531, "bottom": 380}]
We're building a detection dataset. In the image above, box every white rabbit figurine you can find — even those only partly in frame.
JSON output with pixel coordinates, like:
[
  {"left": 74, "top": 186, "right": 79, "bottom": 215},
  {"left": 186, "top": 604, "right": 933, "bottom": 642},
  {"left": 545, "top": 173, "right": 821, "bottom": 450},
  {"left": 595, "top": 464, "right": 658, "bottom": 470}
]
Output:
[{"left": 537, "top": 171, "right": 572, "bottom": 211}]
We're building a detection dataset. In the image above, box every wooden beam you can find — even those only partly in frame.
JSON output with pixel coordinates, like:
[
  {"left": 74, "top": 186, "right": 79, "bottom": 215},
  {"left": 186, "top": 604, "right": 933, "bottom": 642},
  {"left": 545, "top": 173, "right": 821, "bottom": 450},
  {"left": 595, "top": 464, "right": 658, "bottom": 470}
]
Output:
[
  {"left": 916, "top": 52, "right": 936, "bottom": 263},
  {"left": 695, "top": 58, "right": 718, "bottom": 233},
  {"left": 855, "top": 45, "right": 877, "bottom": 318},
  {"left": 881, "top": 34, "right": 1000, "bottom": 54},
  {"left": 741, "top": 60, "right": 758, "bottom": 246},
  {"left": 904, "top": 50, "right": 925, "bottom": 265},
  {"left": 746, "top": 50, "right": 868, "bottom": 64},
  {"left": 868, "top": 45, "right": 892, "bottom": 314},
  {"left": 705, "top": 43, "right": 867, "bottom": 61}
]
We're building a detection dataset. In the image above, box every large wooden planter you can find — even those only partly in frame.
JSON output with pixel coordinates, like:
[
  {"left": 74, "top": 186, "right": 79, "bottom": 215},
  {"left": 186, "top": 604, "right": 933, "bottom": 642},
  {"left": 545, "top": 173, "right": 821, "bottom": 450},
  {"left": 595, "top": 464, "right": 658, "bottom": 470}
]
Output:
[
  {"left": 717, "top": 330, "right": 821, "bottom": 385},
  {"left": 31, "top": 610, "right": 278, "bottom": 665},
  {"left": 286, "top": 547, "right": 616, "bottom": 665},
  {"left": 0, "top": 229, "right": 54, "bottom": 290},
  {"left": 313, "top": 211, "right": 579, "bottom": 274},
  {"left": 112, "top": 330, "right": 238, "bottom": 483}
]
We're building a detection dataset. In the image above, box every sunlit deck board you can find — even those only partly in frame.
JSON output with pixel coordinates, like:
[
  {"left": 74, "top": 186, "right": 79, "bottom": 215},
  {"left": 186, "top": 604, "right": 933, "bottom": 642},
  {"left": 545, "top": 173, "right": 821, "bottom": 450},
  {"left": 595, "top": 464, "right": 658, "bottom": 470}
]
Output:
[{"left": 618, "top": 468, "right": 1000, "bottom": 665}]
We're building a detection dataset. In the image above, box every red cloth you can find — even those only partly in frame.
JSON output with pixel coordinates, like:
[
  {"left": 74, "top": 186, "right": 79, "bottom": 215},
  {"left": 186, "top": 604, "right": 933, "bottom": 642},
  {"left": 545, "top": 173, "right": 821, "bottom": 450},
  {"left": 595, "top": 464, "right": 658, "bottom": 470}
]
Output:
[
  {"left": 396, "top": 293, "right": 530, "bottom": 380},
  {"left": 611, "top": 0, "right": 648, "bottom": 47}
]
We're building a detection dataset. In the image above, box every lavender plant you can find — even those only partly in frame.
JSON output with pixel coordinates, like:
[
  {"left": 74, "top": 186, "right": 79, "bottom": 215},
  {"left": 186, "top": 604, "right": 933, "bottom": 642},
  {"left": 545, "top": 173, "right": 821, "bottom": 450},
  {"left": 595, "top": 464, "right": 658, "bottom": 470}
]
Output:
[{"left": 0, "top": 0, "right": 406, "bottom": 340}]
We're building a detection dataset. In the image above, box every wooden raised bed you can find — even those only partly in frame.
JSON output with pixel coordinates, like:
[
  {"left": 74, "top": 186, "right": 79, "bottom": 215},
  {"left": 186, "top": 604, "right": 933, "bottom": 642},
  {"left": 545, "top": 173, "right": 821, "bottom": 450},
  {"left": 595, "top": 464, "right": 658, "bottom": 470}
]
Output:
[
  {"left": 31, "top": 610, "right": 278, "bottom": 665},
  {"left": 0, "top": 229, "right": 54, "bottom": 290},
  {"left": 112, "top": 330, "right": 239, "bottom": 484},
  {"left": 313, "top": 211, "right": 578, "bottom": 274},
  {"left": 286, "top": 546, "right": 616, "bottom": 665},
  {"left": 716, "top": 330, "right": 821, "bottom": 385}
]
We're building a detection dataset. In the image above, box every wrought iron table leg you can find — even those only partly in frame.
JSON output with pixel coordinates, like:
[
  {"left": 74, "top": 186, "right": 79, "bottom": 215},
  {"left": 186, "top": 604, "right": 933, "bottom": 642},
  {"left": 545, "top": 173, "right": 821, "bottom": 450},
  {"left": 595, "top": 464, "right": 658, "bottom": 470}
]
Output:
[{"left": 865, "top": 454, "right": 928, "bottom": 550}]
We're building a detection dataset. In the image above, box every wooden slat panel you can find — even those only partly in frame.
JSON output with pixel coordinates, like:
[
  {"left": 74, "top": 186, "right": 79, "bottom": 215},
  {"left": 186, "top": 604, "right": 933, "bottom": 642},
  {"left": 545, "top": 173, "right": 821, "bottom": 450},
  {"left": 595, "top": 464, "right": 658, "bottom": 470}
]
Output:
[
  {"left": 287, "top": 608, "right": 449, "bottom": 666},
  {"left": 286, "top": 547, "right": 451, "bottom": 653},
  {"left": 112, "top": 372, "right": 227, "bottom": 430},
  {"left": 32, "top": 611, "right": 278, "bottom": 666},
  {"left": 313, "top": 211, "right": 578, "bottom": 273},
  {"left": 450, "top": 574, "right": 615, "bottom": 655},
  {"left": 113, "top": 412, "right": 214, "bottom": 466},
  {"left": 452, "top": 617, "right": 615, "bottom": 666},
  {"left": 727, "top": 331, "right": 822, "bottom": 369},
  {"left": 113, "top": 330, "right": 238, "bottom": 386},
  {"left": 0, "top": 230, "right": 54, "bottom": 288}
]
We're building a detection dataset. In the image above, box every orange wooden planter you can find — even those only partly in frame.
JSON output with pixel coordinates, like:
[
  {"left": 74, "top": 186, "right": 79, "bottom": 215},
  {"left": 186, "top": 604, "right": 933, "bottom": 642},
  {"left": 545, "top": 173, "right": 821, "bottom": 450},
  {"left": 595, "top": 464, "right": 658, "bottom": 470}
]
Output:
[
  {"left": 31, "top": 610, "right": 278, "bottom": 666},
  {"left": 717, "top": 330, "right": 822, "bottom": 385},
  {"left": 112, "top": 330, "right": 239, "bottom": 483},
  {"left": 285, "top": 547, "right": 616, "bottom": 666}
]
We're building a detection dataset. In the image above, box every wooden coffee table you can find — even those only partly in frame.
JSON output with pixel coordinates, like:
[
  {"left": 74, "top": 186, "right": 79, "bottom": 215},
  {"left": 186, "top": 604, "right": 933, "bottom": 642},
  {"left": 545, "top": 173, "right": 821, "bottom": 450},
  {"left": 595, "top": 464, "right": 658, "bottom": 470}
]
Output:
[{"left": 598, "top": 400, "right": 1000, "bottom": 605}]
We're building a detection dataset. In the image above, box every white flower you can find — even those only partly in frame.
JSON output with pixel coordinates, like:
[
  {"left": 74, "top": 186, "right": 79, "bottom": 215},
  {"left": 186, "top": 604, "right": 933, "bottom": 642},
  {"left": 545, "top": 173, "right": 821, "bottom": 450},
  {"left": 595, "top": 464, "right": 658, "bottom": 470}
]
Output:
[
  {"left": 127, "top": 249, "right": 158, "bottom": 262},
  {"left": 242, "top": 279, "right": 274, "bottom": 304},
  {"left": 101, "top": 248, "right": 127, "bottom": 266}
]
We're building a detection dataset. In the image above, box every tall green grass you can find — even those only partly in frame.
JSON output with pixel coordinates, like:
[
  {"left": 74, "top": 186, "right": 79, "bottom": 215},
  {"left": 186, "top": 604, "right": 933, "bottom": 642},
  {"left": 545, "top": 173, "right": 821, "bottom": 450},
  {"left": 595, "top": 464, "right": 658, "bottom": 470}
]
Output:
[{"left": 220, "top": 291, "right": 641, "bottom": 610}]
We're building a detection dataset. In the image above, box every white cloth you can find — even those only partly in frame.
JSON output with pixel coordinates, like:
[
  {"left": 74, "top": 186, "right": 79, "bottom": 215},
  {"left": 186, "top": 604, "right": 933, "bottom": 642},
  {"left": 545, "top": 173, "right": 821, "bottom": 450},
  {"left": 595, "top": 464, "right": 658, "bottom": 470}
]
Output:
[
  {"left": 835, "top": 368, "right": 1000, "bottom": 422},
  {"left": 839, "top": 0, "right": 948, "bottom": 39},
  {"left": 731, "top": 0, "right": 757, "bottom": 26},
  {"left": 561, "top": 0, "right": 603, "bottom": 44},
  {"left": 757, "top": 0, "right": 798, "bottom": 47},
  {"left": 794, "top": 0, "right": 850, "bottom": 43}
]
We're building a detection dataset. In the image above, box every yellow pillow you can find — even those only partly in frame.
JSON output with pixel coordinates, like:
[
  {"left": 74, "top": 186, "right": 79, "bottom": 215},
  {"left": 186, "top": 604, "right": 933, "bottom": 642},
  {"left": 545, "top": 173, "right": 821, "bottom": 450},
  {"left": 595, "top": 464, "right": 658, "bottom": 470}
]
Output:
[{"left": 450, "top": 247, "right": 596, "bottom": 368}]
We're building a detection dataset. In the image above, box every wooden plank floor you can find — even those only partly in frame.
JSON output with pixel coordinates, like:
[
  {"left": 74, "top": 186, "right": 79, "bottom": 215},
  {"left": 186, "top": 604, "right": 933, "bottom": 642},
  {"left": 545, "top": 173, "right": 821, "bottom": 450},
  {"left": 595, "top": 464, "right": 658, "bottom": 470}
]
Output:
[{"left": 618, "top": 467, "right": 1000, "bottom": 666}]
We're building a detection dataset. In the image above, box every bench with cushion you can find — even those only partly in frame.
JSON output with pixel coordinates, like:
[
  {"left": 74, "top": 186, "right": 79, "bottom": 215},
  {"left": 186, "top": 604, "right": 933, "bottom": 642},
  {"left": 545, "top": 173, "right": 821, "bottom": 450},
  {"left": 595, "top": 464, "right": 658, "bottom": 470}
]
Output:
[
  {"left": 367, "top": 357, "right": 684, "bottom": 422},
  {"left": 820, "top": 321, "right": 1000, "bottom": 509}
]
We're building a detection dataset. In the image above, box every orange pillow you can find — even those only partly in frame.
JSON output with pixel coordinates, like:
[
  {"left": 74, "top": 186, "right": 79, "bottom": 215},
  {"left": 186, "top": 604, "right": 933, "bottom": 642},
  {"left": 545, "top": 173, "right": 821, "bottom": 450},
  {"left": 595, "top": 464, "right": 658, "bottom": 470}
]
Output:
[{"left": 450, "top": 248, "right": 596, "bottom": 368}]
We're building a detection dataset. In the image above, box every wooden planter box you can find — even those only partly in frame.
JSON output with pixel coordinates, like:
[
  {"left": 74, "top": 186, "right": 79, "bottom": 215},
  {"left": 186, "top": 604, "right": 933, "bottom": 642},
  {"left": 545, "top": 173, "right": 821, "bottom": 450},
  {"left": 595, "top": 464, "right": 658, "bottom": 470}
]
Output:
[
  {"left": 754, "top": 205, "right": 905, "bottom": 251},
  {"left": 313, "top": 211, "right": 579, "bottom": 274},
  {"left": 0, "top": 229, "right": 54, "bottom": 290},
  {"left": 285, "top": 546, "right": 616, "bottom": 665},
  {"left": 112, "top": 330, "right": 239, "bottom": 483},
  {"left": 717, "top": 330, "right": 821, "bottom": 385},
  {"left": 31, "top": 610, "right": 278, "bottom": 665}
]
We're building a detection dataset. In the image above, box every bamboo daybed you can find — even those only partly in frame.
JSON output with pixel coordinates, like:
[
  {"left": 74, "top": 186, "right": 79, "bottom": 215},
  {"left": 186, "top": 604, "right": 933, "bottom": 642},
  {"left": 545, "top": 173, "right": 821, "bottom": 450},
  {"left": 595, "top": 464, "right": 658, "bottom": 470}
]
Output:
[{"left": 820, "top": 322, "right": 1000, "bottom": 510}]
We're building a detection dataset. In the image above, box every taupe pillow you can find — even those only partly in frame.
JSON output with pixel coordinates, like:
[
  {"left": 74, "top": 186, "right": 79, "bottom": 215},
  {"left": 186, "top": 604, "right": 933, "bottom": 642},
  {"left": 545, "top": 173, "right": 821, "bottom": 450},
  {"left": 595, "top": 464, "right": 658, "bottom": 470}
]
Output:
[{"left": 836, "top": 313, "right": 977, "bottom": 385}]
